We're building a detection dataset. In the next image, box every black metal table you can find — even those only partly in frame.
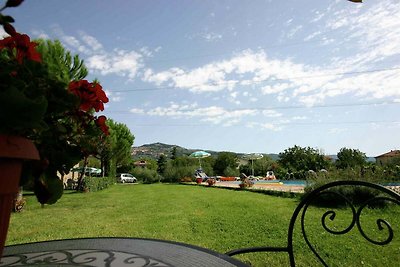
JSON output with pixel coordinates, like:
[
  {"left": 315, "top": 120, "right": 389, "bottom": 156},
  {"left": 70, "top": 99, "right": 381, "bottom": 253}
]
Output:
[{"left": 0, "top": 237, "right": 248, "bottom": 267}]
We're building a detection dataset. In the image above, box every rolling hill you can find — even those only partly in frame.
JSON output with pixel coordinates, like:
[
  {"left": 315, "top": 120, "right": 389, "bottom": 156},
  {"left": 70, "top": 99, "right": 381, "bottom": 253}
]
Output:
[{"left": 131, "top": 142, "right": 279, "bottom": 160}]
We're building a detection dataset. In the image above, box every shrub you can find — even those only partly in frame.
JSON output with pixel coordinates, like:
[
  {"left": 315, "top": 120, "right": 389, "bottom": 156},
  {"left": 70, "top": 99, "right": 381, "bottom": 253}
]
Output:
[
  {"left": 223, "top": 166, "right": 239, "bottom": 177},
  {"left": 132, "top": 168, "right": 161, "bottom": 184},
  {"left": 302, "top": 168, "right": 392, "bottom": 208},
  {"left": 162, "top": 165, "right": 195, "bottom": 183},
  {"left": 82, "top": 176, "right": 115, "bottom": 192}
]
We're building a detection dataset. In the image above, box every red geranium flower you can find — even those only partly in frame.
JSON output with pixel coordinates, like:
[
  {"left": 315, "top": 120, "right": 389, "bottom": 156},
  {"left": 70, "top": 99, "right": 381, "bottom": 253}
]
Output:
[
  {"left": 0, "top": 32, "right": 41, "bottom": 64},
  {"left": 95, "top": 115, "right": 109, "bottom": 135},
  {"left": 68, "top": 80, "right": 109, "bottom": 112}
]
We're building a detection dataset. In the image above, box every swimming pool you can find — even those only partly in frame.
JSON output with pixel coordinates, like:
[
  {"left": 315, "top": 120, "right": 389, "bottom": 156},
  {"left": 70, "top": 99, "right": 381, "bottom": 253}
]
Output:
[{"left": 231, "top": 180, "right": 307, "bottom": 186}]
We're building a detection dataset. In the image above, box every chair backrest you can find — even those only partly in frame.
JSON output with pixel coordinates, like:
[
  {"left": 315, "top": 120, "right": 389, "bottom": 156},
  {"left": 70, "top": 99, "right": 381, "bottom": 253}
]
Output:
[
  {"left": 287, "top": 180, "right": 400, "bottom": 266},
  {"left": 226, "top": 180, "right": 400, "bottom": 266}
]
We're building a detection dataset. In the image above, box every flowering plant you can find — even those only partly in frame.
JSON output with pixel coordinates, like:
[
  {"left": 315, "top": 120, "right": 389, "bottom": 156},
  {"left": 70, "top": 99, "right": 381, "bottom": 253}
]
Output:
[{"left": 0, "top": 0, "right": 109, "bottom": 204}]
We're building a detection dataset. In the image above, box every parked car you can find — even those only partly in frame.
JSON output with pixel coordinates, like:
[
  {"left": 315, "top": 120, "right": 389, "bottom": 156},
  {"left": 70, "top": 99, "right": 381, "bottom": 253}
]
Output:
[{"left": 117, "top": 173, "right": 137, "bottom": 183}]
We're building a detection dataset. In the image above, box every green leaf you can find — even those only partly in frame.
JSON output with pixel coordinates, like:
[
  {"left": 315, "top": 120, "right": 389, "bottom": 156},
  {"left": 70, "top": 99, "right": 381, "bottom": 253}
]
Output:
[
  {"left": 5, "top": 0, "right": 24, "bottom": 8},
  {"left": 2, "top": 15, "right": 15, "bottom": 23},
  {"left": 0, "top": 86, "right": 47, "bottom": 134},
  {"left": 45, "top": 177, "right": 64, "bottom": 204}
]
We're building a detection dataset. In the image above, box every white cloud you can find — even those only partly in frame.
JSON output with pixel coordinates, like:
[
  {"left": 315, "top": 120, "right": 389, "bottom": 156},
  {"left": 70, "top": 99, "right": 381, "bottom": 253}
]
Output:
[
  {"left": 112, "top": 96, "right": 122, "bottom": 102},
  {"left": 140, "top": 47, "right": 154, "bottom": 57},
  {"left": 310, "top": 11, "right": 325, "bottom": 23},
  {"left": 286, "top": 19, "right": 293, "bottom": 25},
  {"left": 246, "top": 122, "right": 283, "bottom": 131},
  {"left": 292, "top": 116, "right": 307, "bottom": 121},
  {"left": 304, "top": 30, "right": 321, "bottom": 41},
  {"left": 329, "top": 128, "right": 347, "bottom": 134},
  {"left": 62, "top": 35, "right": 90, "bottom": 54},
  {"left": 262, "top": 110, "right": 282, "bottom": 118},
  {"left": 189, "top": 30, "right": 223, "bottom": 42},
  {"left": 327, "top": 0, "right": 400, "bottom": 68},
  {"left": 79, "top": 31, "right": 103, "bottom": 51},
  {"left": 85, "top": 48, "right": 143, "bottom": 79},
  {"left": 287, "top": 25, "right": 303, "bottom": 39},
  {"left": 49, "top": 28, "right": 161, "bottom": 80},
  {"left": 104, "top": 90, "right": 122, "bottom": 102},
  {"left": 31, "top": 29, "right": 49, "bottom": 39},
  {"left": 0, "top": 27, "right": 8, "bottom": 38},
  {"left": 261, "top": 83, "right": 292, "bottom": 95},
  {"left": 100, "top": 0, "right": 400, "bottom": 109},
  {"left": 203, "top": 32, "right": 222, "bottom": 41},
  {"left": 260, "top": 123, "right": 282, "bottom": 131},
  {"left": 130, "top": 108, "right": 145, "bottom": 114},
  {"left": 130, "top": 103, "right": 257, "bottom": 126}
]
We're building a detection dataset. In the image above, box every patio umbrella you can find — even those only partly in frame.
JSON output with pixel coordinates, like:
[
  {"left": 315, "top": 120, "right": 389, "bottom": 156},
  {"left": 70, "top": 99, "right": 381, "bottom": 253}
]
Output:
[
  {"left": 189, "top": 151, "right": 211, "bottom": 169},
  {"left": 244, "top": 153, "right": 263, "bottom": 177}
]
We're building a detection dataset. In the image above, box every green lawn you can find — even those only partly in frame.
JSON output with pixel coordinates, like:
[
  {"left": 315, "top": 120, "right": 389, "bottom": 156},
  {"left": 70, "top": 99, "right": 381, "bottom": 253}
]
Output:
[{"left": 7, "top": 184, "right": 400, "bottom": 266}]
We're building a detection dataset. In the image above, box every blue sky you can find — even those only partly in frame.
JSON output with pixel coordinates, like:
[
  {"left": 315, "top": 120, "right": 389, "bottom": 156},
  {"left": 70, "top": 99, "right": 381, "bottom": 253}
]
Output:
[{"left": 4, "top": 0, "right": 400, "bottom": 156}]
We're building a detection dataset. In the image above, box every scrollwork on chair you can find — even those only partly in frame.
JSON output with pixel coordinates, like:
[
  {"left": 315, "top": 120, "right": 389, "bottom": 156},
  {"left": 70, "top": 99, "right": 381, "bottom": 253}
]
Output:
[
  {"left": 288, "top": 181, "right": 400, "bottom": 267},
  {"left": 226, "top": 180, "right": 400, "bottom": 267}
]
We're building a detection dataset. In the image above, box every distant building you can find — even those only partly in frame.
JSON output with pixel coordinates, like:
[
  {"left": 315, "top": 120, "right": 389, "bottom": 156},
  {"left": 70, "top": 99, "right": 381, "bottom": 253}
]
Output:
[
  {"left": 134, "top": 160, "right": 148, "bottom": 168},
  {"left": 375, "top": 150, "right": 400, "bottom": 166}
]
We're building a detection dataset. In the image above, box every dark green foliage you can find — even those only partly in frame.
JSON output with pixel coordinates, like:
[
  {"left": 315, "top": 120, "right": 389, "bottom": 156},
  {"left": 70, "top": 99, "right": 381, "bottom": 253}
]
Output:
[
  {"left": 97, "top": 119, "right": 135, "bottom": 177},
  {"left": 162, "top": 164, "right": 196, "bottom": 183},
  {"left": 336, "top": 147, "right": 367, "bottom": 169},
  {"left": 157, "top": 154, "right": 167, "bottom": 174},
  {"left": 171, "top": 146, "right": 177, "bottom": 160},
  {"left": 302, "top": 184, "right": 382, "bottom": 208},
  {"left": 223, "top": 166, "right": 239, "bottom": 177},
  {"left": 131, "top": 168, "right": 161, "bottom": 184},
  {"left": 35, "top": 39, "right": 88, "bottom": 82},
  {"left": 302, "top": 168, "right": 396, "bottom": 208},
  {"left": 82, "top": 176, "right": 115, "bottom": 192},
  {"left": 239, "top": 156, "right": 276, "bottom": 176},
  {"left": 107, "top": 120, "right": 135, "bottom": 168},
  {"left": 161, "top": 154, "right": 214, "bottom": 182},
  {"left": 278, "top": 145, "right": 330, "bottom": 178},
  {"left": 213, "top": 152, "right": 238, "bottom": 175}
]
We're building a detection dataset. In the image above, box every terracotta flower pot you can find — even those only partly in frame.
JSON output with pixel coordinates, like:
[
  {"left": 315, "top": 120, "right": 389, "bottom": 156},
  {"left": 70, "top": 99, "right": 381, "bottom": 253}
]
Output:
[
  {"left": 0, "top": 135, "right": 39, "bottom": 257},
  {"left": 206, "top": 179, "right": 215, "bottom": 186},
  {"left": 196, "top": 178, "right": 203, "bottom": 184}
]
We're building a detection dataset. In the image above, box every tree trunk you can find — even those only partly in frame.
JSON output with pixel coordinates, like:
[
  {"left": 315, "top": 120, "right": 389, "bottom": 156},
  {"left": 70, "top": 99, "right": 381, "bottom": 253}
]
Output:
[{"left": 76, "top": 156, "right": 88, "bottom": 191}]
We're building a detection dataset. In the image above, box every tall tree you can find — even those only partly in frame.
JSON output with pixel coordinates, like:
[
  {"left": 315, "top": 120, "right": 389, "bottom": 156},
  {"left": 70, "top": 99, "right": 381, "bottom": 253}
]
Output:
[
  {"left": 98, "top": 119, "right": 135, "bottom": 177},
  {"left": 278, "top": 145, "right": 329, "bottom": 172},
  {"left": 36, "top": 39, "right": 88, "bottom": 82},
  {"left": 213, "top": 152, "right": 238, "bottom": 176},
  {"left": 171, "top": 147, "right": 177, "bottom": 160},
  {"left": 336, "top": 147, "right": 366, "bottom": 169},
  {"left": 157, "top": 154, "right": 167, "bottom": 175}
]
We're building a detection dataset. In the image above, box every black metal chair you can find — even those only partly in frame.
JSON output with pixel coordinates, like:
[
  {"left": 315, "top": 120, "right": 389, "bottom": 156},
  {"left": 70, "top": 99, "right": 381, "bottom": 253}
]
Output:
[{"left": 226, "top": 180, "right": 400, "bottom": 266}]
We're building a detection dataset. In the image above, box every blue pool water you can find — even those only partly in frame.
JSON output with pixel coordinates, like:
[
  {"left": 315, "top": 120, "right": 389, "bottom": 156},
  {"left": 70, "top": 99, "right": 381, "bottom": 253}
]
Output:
[
  {"left": 230, "top": 180, "right": 399, "bottom": 187},
  {"left": 278, "top": 180, "right": 307, "bottom": 186},
  {"left": 232, "top": 180, "right": 307, "bottom": 186}
]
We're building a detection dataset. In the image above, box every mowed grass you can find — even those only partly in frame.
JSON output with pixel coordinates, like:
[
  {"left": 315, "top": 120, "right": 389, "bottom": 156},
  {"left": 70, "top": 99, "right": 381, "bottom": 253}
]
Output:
[{"left": 6, "top": 184, "right": 400, "bottom": 266}]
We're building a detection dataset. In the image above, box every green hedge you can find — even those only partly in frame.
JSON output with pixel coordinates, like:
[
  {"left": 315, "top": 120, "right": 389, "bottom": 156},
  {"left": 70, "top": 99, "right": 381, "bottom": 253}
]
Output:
[
  {"left": 302, "top": 168, "right": 394, "bottom": 208},
  {"left": 82, "top": 176, "right": 115, "bottom": 192},
  {"left": 131, "top": 168, "right": 162, "bottom": 184}
]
